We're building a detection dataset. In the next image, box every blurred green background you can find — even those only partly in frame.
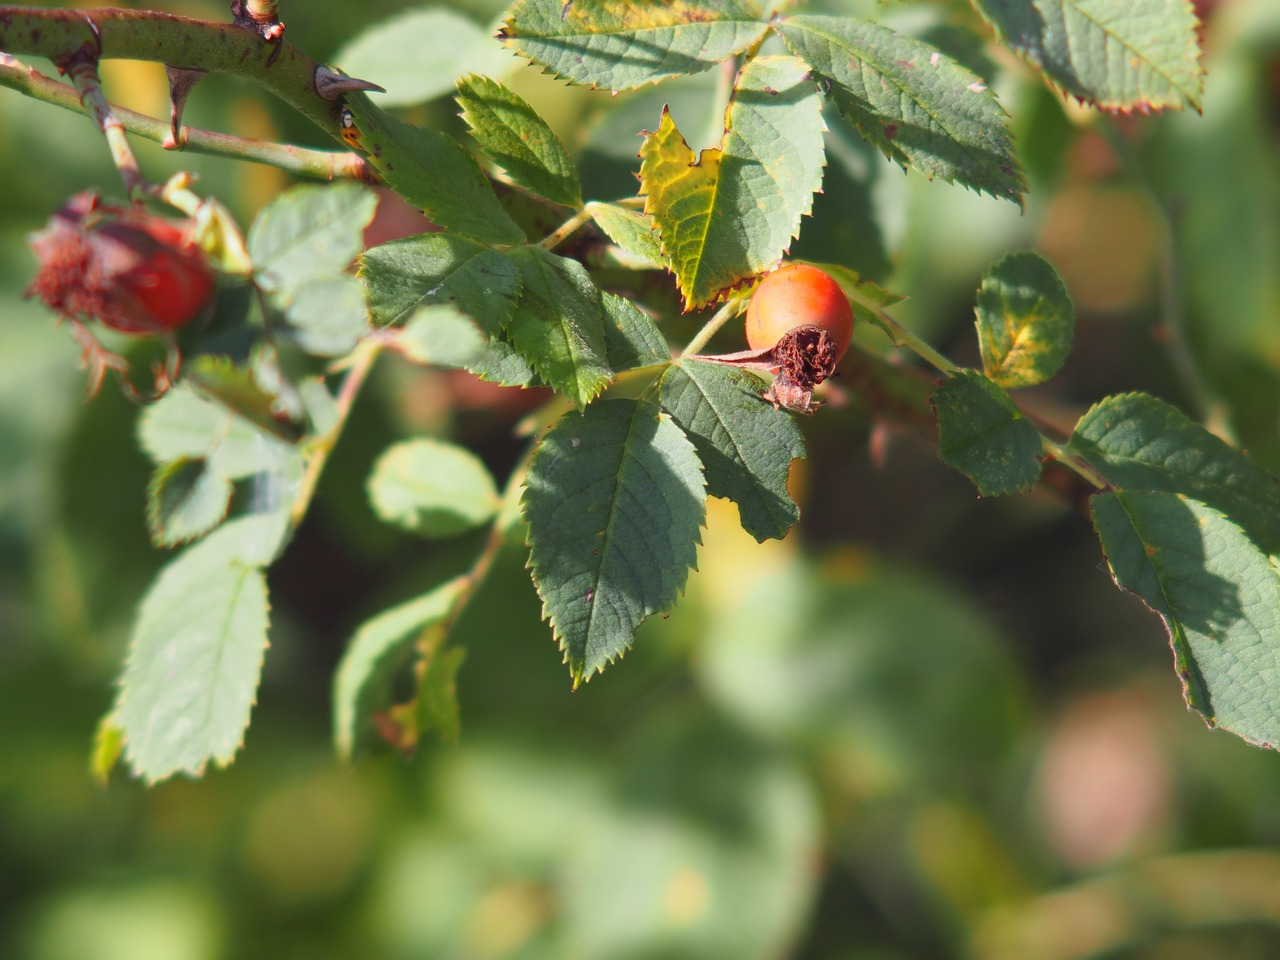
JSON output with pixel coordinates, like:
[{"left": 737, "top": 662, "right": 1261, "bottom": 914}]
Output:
[{"left": 4, "top": 0, "right": 1280, "bottom": 957}]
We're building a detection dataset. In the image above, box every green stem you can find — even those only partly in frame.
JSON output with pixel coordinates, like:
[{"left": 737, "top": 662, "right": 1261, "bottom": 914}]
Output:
[
  {"left": 538, "top": 206, "right": 593, "bottom": 252},
  {"left": 1041, "top": 436, "right": 1108, "bottom": 490},
  {"left": 682, "top": 298, "right": 746, "bottom": 356},
  {"left": 857, "top": 296, "right": 959, "bottom": 375}
]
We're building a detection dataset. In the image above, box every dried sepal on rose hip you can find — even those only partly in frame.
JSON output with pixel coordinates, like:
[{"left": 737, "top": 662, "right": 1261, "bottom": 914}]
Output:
[
  {"left": 26, "top": 191, "right": 216, "bottom": 396},
  {"left": 694, "top": 263, "right": 854, "bottom": 413}
]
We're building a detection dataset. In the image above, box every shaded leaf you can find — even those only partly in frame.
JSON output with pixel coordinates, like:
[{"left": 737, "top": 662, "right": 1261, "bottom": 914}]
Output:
[
  {"left": 522, "top": 398, "right": 705, "bottom": 683},
  {"left": 500, "top": 0, "right": 769, "bottom": 90},
  {"left": 368, "top": 438, "right": 500, "bottom": 537},
  {"left": 457, "top": 74, "right": 582, "bottom": 207},
  {"left": 504, "top": 246, "right": 612, "bottom": 408},
  {"left": 138, "top": 385, "right": 296, "bottom": 480},
  {"left": 660, "top": 359, "right": 805, "bottom": 542},
  {"left": 117, "top": 516, "right": 275, "bottom": 782},
  {"left": 89, "top": 712, "right": 125, "bottom": 785},
  {"left": 1092, "top": 491, "right": 1280, "bottom": 747},
  {"left": 587, "top": 202, "right": 665, "bottom": 268},
  {"left": 146, "top": 458, "right": 234, "bottom": 547},
  {"left": 972, "top": 0, "right": 1203, "bottom": 112},
  {"left": 1069, "top": 393, "right": 1280, "bottom": 554},
  {"left": 776, "top": 15, "right": 1025, "bottom": 203},
  {"left": 600, "top": 292, "right": 670, "bottom": 371},
  {"left": 640, "top": 56, "right": 827, "bottom": 309},
  {"left": 413, "top": 645, "right": 466, "bottom": 747},
  {"left": 804, "top": 260, "right": 906, "bottom": 328},
  {"left": 975, "top": 251, "right": 1074, "bottom": 388},
  {"left": 345, "top": 94, "right": 526, "bottom": 245},
  {"left": 334, "top": 8, "right": 515, "bottom": 108},
  {"left": 333, "top": 578, "right": 468, "bottom": 760},
  {"left": 184, "top": 355, "right": 305, "bottom": 443},
  {"left": 934, "top": 370, "right": 1042, "bottom": 495}
]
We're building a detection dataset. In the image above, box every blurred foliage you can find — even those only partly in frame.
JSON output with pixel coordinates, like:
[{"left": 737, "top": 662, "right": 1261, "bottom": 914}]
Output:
[{"left": 3, "top": 0, "right": 1280, "bottom": 958}]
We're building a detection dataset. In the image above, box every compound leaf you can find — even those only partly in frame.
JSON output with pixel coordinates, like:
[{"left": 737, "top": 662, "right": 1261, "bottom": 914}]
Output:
[
  {"left": 972, "top": 0, "right": 1204, "bottom": 112},
  {"left": 975, "top": 251, "right": 1075, "bottom": 388},
  {"left": 523, "top": 398, "right": 705, "bottom": 683},
  {"left": 500, "top": 0, "right": 769, "bottom": 90},
  {"left": 660, "top": 359, "right": 805, "bottom": 542},
  {"left": 457, "top": 74, "right": 582, "bottom": 207},
  {"left": 368, "top": 438, "right": 500, "bottom": 538},
  {"left": 1069, "top": 393, "right": 1280, "bottom": 554},
  {"left": 934, "top": 370, "right": 1042, "bottom": 495},
  {"left": 776, "top": 14, "right": 1025, "bottom": 203},
  {"left": 640, "top": 56, "right": 826, "bottom": 309},
  {"left": 1092, "top": 491, "right": 1280, "bottom": 748}
]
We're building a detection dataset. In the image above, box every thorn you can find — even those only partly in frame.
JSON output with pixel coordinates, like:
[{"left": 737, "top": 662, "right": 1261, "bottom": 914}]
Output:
[
  {"left": 313, "top": 65, "right": 386, "bottom": 101},
  {"left": 163, "top": 66, "right": 207, "bottom": 149}
]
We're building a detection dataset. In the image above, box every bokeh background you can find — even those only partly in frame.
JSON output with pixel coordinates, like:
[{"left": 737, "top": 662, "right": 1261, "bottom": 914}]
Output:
[{"left": 3, "top": 0, "right": 1280, "bottom": 957}]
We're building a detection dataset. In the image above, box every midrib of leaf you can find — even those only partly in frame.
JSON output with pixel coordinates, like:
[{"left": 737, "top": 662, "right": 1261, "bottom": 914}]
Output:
[
  {"left": 791, "top": 19, "right": 1000, "bottom": 172},
  {"left": 198, "top": 562, "right": 256, "bottom": 746},
  {"left": 586, "top": 414, "right": 648, "bottom": 645},
  {"left": 1057, "top": 1, "right": 1198, "bottom": 103},
  {"left": 678, "top": 363, "right": 757, "bottom": 482}
]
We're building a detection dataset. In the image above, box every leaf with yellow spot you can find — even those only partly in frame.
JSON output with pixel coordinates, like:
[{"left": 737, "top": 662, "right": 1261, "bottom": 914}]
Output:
[
  {"left": 975, "top": 252, "right": 1074, "bottom": 388},
  {"left": 639, "top": 56, "right": 826, "bottom": 310}
]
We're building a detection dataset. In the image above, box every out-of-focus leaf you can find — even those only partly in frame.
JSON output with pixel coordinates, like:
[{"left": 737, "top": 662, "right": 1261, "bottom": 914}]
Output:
[
  {"left": 278, "top": 274, "right": 369, "bottom": 357},
  {"left": 1092, "top": 491, "right": 1280, "bottom": 748},
  {"left": 146, "top": 458, "right": 233, "bottom": 547},
  {"left": 600, "top": 292, "right": 670, "bottom": 371},
  {"left": 972, "top": 0, "right": 1204, "bottom": 112},
  {"left": 640, "top": 56, "right": 826, "bottom": 309},
  {"left": 117, "top": 515, "right": 277, "bottom": 782},
  {"left": 138, "top": 385, "right": 295, "bottom": 479},
  {"left": 975, "top": 251, "right": 1074, "bottom": 388},
  {"left": 345, "top": 95, "right": 525, "bottom": 245},
  {"left": 660, "top": 359, "right": 805, "bottom": 542},
  {"left": 368, "top": 438, "right": 500, "bottom": 538},
  {"left": 776, "top": 15, "right": 1025, "bottom": 203},
  {"left": 89, "top": 711, "right": 125, "bottom": 785},
  {"left": 457, "top": 74, "right": 582, "bottom": 207},
  {"left": 587, "top": 202, "right": 665, "bottom": 269},
  {"left": 247, "top": 182, "right": 376, "bottom": 295},
  {"left": 333, "top": 577, "right": 468, "bottom": 760},
  {"left": 333, "top": 8, "right": 515, "bottom": 108},
  {"left": 523, "top": 398, "right": 705, "bottom": 683},
  {"left": 1070, "top": 393, "right": 1280, "bottom": 554},
  {"left": 803, "top": 260, "right": 906, "bottom": 328},
  {"left": 398, "top": 304, "right": 489, "bottom": 369},
  {"left": 183, "top": 356, "right": 305, "bottom": 444},
  {"left": 500, "top": 0, "right": 768, "bottom": 90},
  {"left": 934, "top": 370, "right": 1042, "bottom": 495}
]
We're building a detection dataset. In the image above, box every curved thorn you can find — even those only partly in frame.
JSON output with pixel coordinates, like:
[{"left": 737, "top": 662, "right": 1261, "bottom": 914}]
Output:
[{"left": 313, "top": 65, "right": 386, "bottom": 101}]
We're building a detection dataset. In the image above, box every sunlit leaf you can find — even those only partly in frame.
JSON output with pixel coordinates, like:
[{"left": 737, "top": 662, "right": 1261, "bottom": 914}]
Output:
[
  {"left": 975, "top": 251, "right": 1074, "bottom": 388},
  {"left": 368, "top": 438, "right": 500, "bottom": 537},
  {"left": 586, "top": 202, "right": 665, "bottom": 269}
]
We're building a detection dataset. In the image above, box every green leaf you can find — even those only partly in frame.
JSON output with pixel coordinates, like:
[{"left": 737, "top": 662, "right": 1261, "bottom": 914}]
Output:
[
  {"left": 639, "top": 56, "right": 827, "bottom": 309},
  {"left": 333, "top": 9, "right": 515, "bottom": 108},
  {"left": 368, "top": 438, "right": 500, "bottom": 537},
  {"left": 456, "top": 74, "right": 582, "bottom": 207},
  {"left": 117, "top": 516, "right": 274, "bottom": 782},
  {"left": 500, "top": 0, "right": 769, "bottom": 90},
  {"left": 975, "top": 251, "right": 1074, "bottom": 388},
  {"left": 522, "top": 399, "right": 706, "bottom": 683},
  {"left": 504, "top": 246, "right": 612, "bottom": 408},
  {"left": 1069, "top": 393, "right": 1280, "bottom": 554},
  {"left": 184, "top": 355, "right": 305, "bottom": 444},
  {"left": 586, "top": 202, "right": 665, "bottom": 268},
  {"left": 1092, "top": 491, "right": 1280, "bottom": 748},
  {"left": 803, "top": 260, "right": 906, "bottom": 327},
  {"left": 934, "top": 370, "right": 1042, "bottom": 495},
  {"left": 413, "top": 645, "right": 466, "bottom": 747},
  {"left": 90, "top": 711, "right": 125, "bottom": 785},
  {"left": 247, "top": 181, "right": 377, "bottom": 294},
  {"left": 972, "top": 0, "right": 1204, "bottom": 112},
  {"left": 138, "top": 385, "right": 296, "bottom": 480},
  {"left": 600, "top": 292, "right": 670, "bottom": 371},
  {"left": 344, "top": 95, "right": 526, "bottom": 245},
  {"left": 333, "top": 577, "right": 468, "bottom": 760},
  {"left": 660, "top": 359, "right": 805, "bottom": 542},
  {"left": 398, "top": 304, "right": 489, "bottom": 369},
  {"left": 776, "top": 15, "right": 1025, "bottom": 203},
  {"left": 361, "top": 233, "right": 522, "bottom": 330},
  {"left": 146, "top": 458, "right": 234, "bottom": 547},
  {"left": 277, "top": 274, "right": 369, "bottom": 357}
]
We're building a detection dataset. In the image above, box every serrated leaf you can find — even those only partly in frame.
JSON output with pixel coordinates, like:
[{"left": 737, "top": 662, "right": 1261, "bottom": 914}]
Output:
[
  {"left": 660, "top": 359, "right": 805, "bottom": 542},
  {"left": 333, "top": 577, "right": 468, "bottom": 760},
  {"left": 457, "top": 74, "right": 582, "bottom": 207},
  {"left": 247, "top": 181, "right": 377, "bottom": 294},
  {"left": 972, "top": 0, "right": 1203, "bottom": 112},
  {"left": 399, "top": 304, "right": 489, "bottom": 369},
  {"left": 147, "top": 458, "right": 234, "bottom": 547},
  {"left": 334, "top": 9, "right": 516, "bottom": 108},
  {"left": 600, "top": 292, "right": 670, "bottom": 371},
  {"left": 504, "top": 246, "right": 612, "bottom": 408},
  {"left": 368, "top": 438, "right": 500, "bottom": 537},
  {"left": 500, "top": 0, "right": 769, "bottom": 90},
  {"left": 640, "top": 56, "right": 827, "bottom": 309},
  {"left": 345, "top": 94, "right": 526, "bottom": 245},
  {"left": 776, "top": 15, "right": 1025, "bottom": 203},
  {"left": 117, "top": 516, "right": 274, "bottom": 782},
  {"left": 975, "top": 251, "right": 1074, "bottom": 388},
  {"left": 934, "top": 370, "right": 1042, "bottom": 495},
  {"left": 1069, "top": 393, "right": 1280, "bottom": 554},
  {"left": 586, "top": 202, "right": 665, "bottom": 268},
  {"left": 138, "top": 385, "right": 295, "bottom": 480},
  {"left": 184, "top": 356, "right": 305, "bottom": 443},
  {"left": 523, "top": 398, "right": 706, "bottom": 683},
  {"left": 278, "top": 274, "right": 370, "bottom": 357},
  {"left": 1092, "top": 491, "right": 1280, "bottom": 747}
]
